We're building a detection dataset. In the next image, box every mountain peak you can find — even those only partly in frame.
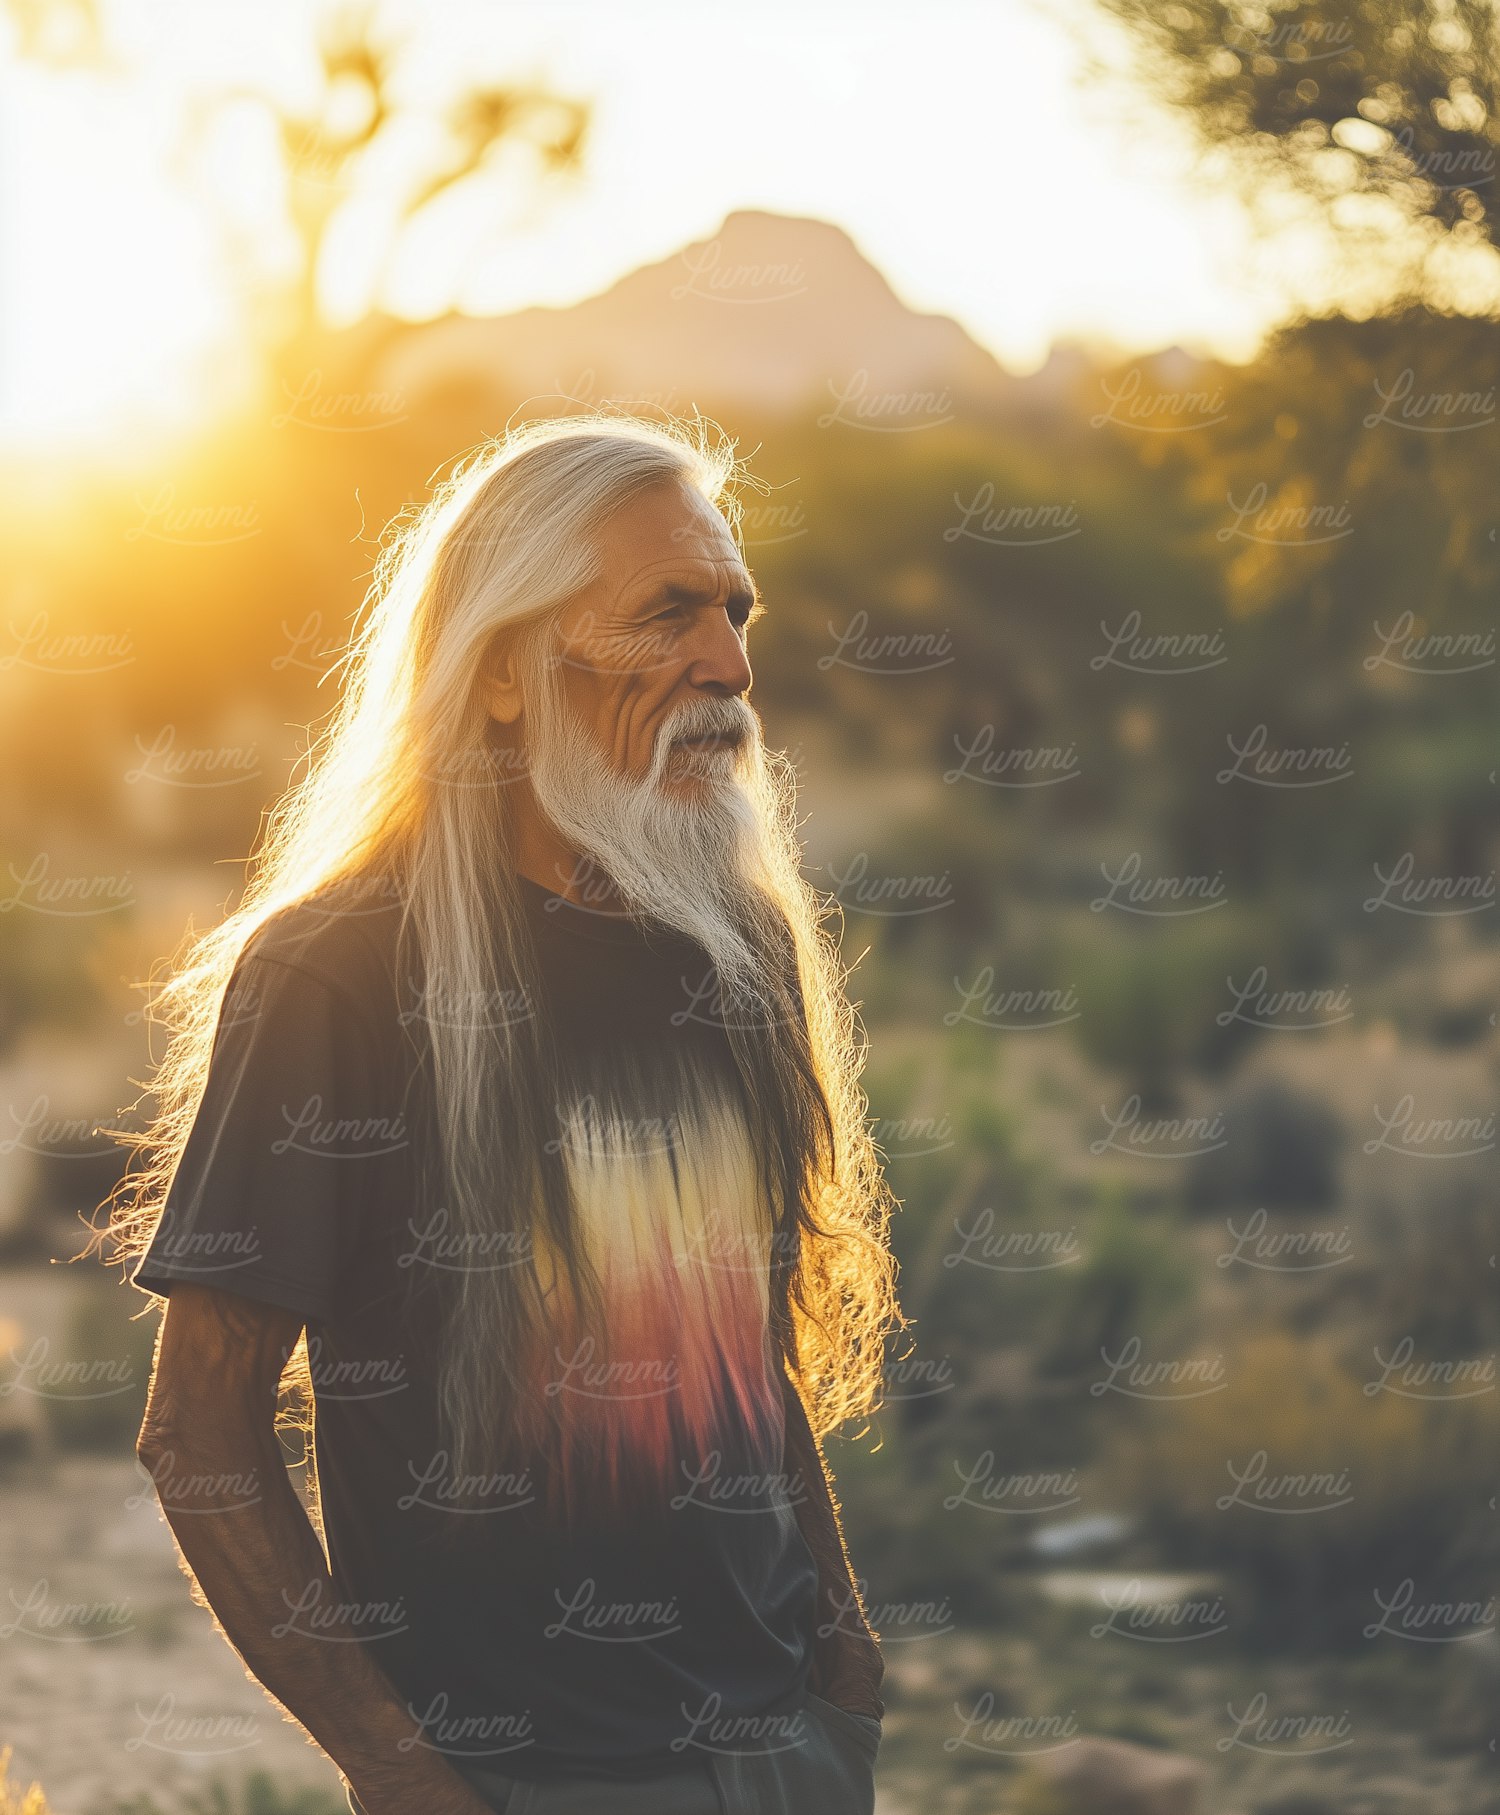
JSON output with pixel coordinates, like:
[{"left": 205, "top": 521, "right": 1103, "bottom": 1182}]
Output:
[{"left": 376, "top": 209, "right": 1010, "bottom": 421}]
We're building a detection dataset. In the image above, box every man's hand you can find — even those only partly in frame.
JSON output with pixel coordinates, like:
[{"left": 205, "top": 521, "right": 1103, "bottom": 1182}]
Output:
[{"left": 137, "top": 1283, "right": 492, "bottom": 1815}]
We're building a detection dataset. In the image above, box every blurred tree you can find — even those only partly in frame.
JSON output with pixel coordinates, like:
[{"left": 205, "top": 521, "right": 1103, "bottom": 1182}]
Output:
[
  {"left": 4, "top": 0, "right": 590, "bottom": 375},
  {"left": 0, "top": 0, "right": 594, "bottom": 911},
  {"left": 1083, "top": 0, "right": 1500, "bottom": 307},
  {"left": 177, "top": 3, "right": 589, "bottom": 382},
  {"left": 1, "top": 0, "right": 104, "bottom": 67},
  {"left": 1075, "top": 0, "right": 1500, "bottom": 626}
]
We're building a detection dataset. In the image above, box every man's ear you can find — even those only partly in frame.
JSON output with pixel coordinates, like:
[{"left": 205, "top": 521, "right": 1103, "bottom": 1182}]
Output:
[{"left": 479, "top": 636, "right": 524, "bottom": 726}]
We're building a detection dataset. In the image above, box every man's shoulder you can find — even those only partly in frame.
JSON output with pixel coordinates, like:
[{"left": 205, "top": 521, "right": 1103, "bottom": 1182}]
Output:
[{"left": 238, "top": 873, "right": 409, "bottom": 1027}]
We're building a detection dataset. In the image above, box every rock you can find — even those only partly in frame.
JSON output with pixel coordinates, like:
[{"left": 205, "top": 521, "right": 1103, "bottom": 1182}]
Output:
[{"left": 1034, "top": 1735, "right": 1205, "bottom": 1815}]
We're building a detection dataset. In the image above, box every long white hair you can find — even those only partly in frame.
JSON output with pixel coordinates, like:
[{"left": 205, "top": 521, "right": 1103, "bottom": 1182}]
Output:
[{"left": 104, "top": 412, "right": 903, "bottom": 1514}]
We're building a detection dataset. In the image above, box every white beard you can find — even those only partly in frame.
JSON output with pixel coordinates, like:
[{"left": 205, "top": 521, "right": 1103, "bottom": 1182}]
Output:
[{"left": 524, "top": 690, "right": 776, "bottom": 1004}]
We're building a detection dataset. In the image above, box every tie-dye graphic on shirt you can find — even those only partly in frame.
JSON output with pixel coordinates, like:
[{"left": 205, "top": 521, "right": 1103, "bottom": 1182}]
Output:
[{"left": 521, "top": 1041, "right": 788, "bottom": 1522}]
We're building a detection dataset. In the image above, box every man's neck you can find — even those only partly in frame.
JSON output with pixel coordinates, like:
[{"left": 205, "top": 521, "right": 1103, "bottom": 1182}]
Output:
[{"left": 510, "top": 798, "right": 628, "bottom": 915}]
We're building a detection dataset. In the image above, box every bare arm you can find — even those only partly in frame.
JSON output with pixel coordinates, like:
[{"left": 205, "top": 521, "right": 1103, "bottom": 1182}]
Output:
[
  {"left": 136, "top": 1283, "right": 490, "bottom": 1815},
  {"left": 779, "top": 1369, "right": 886, "bottom": 1720}
]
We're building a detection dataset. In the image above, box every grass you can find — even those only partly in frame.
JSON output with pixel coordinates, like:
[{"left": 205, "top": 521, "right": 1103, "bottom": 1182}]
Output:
[
  {"left": 0, "top": 1749, "right": 350, "bottom": 1815},
  {"left": 0, "top": 1748, "right": 48, "bottom": 1815}
]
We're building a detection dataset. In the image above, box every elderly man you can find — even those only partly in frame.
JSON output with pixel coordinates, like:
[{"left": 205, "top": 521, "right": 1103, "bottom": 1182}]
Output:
[{"left": 124, "top": 416, "right": 901, "bottom": 1815}]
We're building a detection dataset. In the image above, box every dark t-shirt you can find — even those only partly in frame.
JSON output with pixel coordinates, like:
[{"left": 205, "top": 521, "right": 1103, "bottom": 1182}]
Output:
[{"left": 130, "top": 873, "right": 820, "bottom": 1782}]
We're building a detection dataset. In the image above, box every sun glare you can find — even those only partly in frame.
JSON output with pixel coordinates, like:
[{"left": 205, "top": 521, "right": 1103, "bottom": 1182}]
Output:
[
  {"left": 0, "top": 0, "right": 1305, "bottom": 463},
  {"left": 0, "top": 63, "right": 232, "bottom": 455}
]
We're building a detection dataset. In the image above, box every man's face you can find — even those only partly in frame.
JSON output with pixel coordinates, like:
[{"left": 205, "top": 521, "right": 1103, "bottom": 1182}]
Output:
[
  {"left": 508, "top": 477, "right": 780, "bottom": 985},
  {"left": 548, "top": 480, "right": 761, "bottom": 791}
]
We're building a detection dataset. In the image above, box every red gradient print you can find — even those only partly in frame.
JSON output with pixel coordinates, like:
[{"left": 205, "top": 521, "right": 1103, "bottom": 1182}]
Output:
[{"left": 527, "top": 1082, "right": 787, "bottom": 1523}]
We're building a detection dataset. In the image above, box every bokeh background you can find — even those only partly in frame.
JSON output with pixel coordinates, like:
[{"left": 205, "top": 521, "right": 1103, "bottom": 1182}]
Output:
[{"left": 1, "top": 1, "right": 1497, "bottom": 1811}]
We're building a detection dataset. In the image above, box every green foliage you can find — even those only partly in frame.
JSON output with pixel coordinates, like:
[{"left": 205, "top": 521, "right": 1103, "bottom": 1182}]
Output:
[
  {"left": 1361, "top": 1164, "right": 1497, "bottom": 1354},
  {"left": 1032, "top": 1193, "right": 1196, "bottom": 1379},
  {"left": 185, "top": 1774, "right": 348, "bottom": 1815},
  {"left": 1092, "top": 0, "right": 1500, "bottom": 281},
  {"left": 41, "top": 1279, "right": 156, "bottom": 1453},
  {"left": 1099, "top": 1330, "right": 1500, "bottom": 1647},
  {"left": 1060, "top": 912, "right": 1269, "bottom": 1101},
  {"left": 825, "top": 1411, "right": 1027, "bottom": 1625}
]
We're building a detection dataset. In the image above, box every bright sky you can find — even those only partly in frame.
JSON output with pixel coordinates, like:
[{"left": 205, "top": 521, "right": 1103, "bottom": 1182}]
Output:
[{"left": 0, "top": 0, "right": 1288, "bottom": 452}]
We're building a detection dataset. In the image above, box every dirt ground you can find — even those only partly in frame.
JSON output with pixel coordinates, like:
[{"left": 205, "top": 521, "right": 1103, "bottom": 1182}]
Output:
[
  {"left": 4, "top": 1449, "right": 1498, "bottom": 1814},
  {"left": 0, "top": 1452, "right": 351, "bottom": 1814},
  {"left": 1, "top": 1260, "right": 1494, "bottom": 1815},
  {"left": 0, "top": 1448, "right": 925, "bottom": 1815}
]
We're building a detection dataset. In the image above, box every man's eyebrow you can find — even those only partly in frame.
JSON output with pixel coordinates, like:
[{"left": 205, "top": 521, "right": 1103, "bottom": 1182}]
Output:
[{"left": 635, "top": 574, "right": 762, "bottom": 614}]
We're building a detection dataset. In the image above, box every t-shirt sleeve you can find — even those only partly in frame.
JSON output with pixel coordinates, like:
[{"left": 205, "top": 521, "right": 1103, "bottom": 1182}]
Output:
[{"left": 129, "top": 951, "right": 391, "bottom": 1324}]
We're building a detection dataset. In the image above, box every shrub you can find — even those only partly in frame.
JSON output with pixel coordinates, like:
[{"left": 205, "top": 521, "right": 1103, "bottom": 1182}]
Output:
[
  {"left": 1099, "top": 1330, "right": 1499, "bottom": 1648},
  {"left": 1061, "top": 913, "right": 1265, "bottom": 1106},
  {"left": 1032, "top": 1192, "right": 1195, "bottom": 1379},
  {"left": 1186, "top": 1076, "right": 1343, "bottom": 1213}
]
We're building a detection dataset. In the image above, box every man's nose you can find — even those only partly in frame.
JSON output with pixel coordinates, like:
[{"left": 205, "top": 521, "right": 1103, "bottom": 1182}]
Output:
[{"left": 683, "top": 609, "right": 753, "bottom": 696}]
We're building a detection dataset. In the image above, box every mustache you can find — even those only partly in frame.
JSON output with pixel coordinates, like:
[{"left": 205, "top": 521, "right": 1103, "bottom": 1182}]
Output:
[{"left": 655, "top": 697, "right": 758, "bottom": 758}]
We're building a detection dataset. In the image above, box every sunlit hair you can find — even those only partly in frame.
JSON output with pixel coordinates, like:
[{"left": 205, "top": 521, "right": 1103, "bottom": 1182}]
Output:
[{"left": 101, "top": 410, "right": 904, "bottom": 1510}]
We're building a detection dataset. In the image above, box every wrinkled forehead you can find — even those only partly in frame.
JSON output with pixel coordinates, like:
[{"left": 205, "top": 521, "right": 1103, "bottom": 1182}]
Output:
[
  {"left": 612, "top": 544, "right": 757, "bottom": 605},
  {"left": 567, "top": 476, "right": 746, "bottom": 601},
  {"left": 643, "top": 503, "right": 743, "bottom": 567},
  {"left": 665, "top": 503, "right": 741, "bottom": 558}
]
